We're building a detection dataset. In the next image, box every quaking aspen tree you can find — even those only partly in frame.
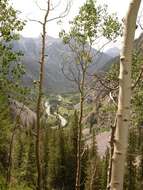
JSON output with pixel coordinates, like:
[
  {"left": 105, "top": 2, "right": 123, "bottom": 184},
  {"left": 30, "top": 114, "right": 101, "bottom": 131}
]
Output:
[{"left": 109, "top": 1, "right": 141, "bottom": 189}]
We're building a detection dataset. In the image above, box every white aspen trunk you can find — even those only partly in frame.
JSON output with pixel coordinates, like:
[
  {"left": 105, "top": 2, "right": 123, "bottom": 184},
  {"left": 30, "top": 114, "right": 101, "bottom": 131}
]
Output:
[{"left": 110, "top": 0, "right": 141, "bottom": 190}]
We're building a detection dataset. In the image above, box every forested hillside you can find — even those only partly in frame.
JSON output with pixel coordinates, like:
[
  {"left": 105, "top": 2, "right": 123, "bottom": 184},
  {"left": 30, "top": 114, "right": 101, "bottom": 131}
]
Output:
[{"left": 0, "top": 0, "right": 143, "bottom": 190}]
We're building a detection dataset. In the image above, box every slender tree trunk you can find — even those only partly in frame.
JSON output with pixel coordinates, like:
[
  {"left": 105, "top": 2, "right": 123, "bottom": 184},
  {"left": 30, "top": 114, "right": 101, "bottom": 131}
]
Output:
[
  {"left": 75, "top": 95, "right": 83, "bottom": 190},
  {"left": 90, "top": 164, "right": 97, "bottom": 190},
  {"left": 75, "top": 70, "right": 85, "bottom": 190},
  {"left": 36, "top": 2, "right": 50, "bottom": 190},
  {"left": 110, "top": 1, "right": 141, "bottom": 189},
  {"left": 36, "top": 26, "right": 45, "bottom": 190},
  {"left": 6, "top": 127, "right": 16, "bottom": 186},
  {"left": 107, "top": 118, "right": 116, "bottom": 189},
  {"left": 90, "top": 131, "right": 97, "bottom": 190}
]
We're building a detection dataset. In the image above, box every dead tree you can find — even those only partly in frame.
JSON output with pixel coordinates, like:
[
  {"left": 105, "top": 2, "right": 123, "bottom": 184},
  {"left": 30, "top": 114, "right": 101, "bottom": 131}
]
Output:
[{"left": 30, "top": 1, "right": 72, "bottom": 189}]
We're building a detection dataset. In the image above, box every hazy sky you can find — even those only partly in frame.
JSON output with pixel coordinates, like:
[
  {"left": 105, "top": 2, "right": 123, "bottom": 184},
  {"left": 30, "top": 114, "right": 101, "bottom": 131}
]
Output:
[{"left": 11, "top": 0, "right": 133, "bottom": 38}]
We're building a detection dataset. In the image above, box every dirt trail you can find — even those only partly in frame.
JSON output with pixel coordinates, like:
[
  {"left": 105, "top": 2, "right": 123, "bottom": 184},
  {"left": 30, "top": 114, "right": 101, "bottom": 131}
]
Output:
[{"left": 83, "top": 128, "right": 110, "bottom": 157}]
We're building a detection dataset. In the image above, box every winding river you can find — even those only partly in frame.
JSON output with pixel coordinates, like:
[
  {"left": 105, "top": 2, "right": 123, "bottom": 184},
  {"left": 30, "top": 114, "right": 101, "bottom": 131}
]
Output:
[{"left": 44, "top": 101, "right": 68, "bottom": 127}]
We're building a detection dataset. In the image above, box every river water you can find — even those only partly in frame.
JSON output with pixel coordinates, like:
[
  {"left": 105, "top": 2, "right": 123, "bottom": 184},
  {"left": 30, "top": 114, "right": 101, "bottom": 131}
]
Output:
[{"left": 44, "top": 100, "right": 68, "bottom": 127}]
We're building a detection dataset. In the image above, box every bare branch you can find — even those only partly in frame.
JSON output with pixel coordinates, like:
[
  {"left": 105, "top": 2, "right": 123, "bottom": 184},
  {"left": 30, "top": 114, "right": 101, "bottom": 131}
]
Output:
[
  {"left": 92, "top": 39, "right": 112, "bottom": 59},
  {"left": 69, "top": 65, "right": 82, "bottom": 92},
  {"left": 28, "top": 18, "right": 43, "bottom": 25},
  {"left": 47, "top": 0, "right": 72, "bottom": 22},
  {"left": 29, "top": 0, "right": 72, "bottom": 26},
  {"left": 50, "top": 0, "right": 62, "bottom": 11},
  {"left": 75, "top": 64, "right": 81, "bottom": 86},
  {"left": 34, "top": 0, "right": 47, "bottom": 11},
  {"left": 90, "top": 164, "right": 97, "bottom": 190},
  {"left": 93, "top": 73, "right": 119, "bottom": 91},
  {"left": 44, "top": 0, "right": 50, "bottom": 24},
  {"left": 81, "top": 146, "right": 88, "bottom": 158},
  {"left": 61, "top": 64, "right": 76, "bottom": 82},
  {"left": 108, "top": 92, "right": 118, "bottom": 107}
]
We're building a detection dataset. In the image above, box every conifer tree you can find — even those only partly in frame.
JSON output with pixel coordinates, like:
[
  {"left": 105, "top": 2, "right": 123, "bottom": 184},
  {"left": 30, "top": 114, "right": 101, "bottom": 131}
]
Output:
[
  {"left": 138, "top": 143, "right": 143, "bottom": 189},
  {"left": 65, "top": 112, "right": 78, "bottom": 190},
  {"left": 47, "top": 129, "right": 66, "bottom": 189},
  {"left": 124, "top": 129, "right": 137, "bottom": 190},
  {"left": 42, "top": 127, "right": 50, "bottom": 190},
  {"left": 14, "top": 130, "right": 27, "bottom": 182},
  {"left": 25, "top": 137, "right": 37, "bottom": 188}
]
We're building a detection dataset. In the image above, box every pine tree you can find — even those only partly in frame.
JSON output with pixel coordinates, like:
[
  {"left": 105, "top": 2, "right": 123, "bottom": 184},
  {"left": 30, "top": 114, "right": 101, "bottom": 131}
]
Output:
[
  {"left": 25, "top": 137, "right": 37, "bottom": 188},
  {"left": 14, "top": 130, "right": 28, "bottom": 182},
  {"left": 65, "top": 112, "right": 78, "bottom": 189},
  {"left": 47, "top": 129, "right": 66, "bottom": 189},
  {"left": 42, "top": 127, "right": 50, "bottom": 190},
  {"left": 85, "top": 129, "right": 102, "bottom": 190},
  {"left": 124, "top": 128, "right": 137, "bottom": 190},
  {"left": 137, "top": 128, "right": 143, "bottom": 189},
  {"left": 0, "top": 94, "right": 12, "bottom": 177}
]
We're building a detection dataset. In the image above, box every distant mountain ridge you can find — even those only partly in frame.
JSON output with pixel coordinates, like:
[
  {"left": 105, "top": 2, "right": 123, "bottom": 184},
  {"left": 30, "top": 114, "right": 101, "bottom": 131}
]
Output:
[
  {"left": 103, "top": 33, "right": 143, "bottom": 72},
  {"left": 105, "top": 47, "right": 120, "bottom": 58},
  {"left": 13, "top": 36, "right": 113, "bottom": 93}
]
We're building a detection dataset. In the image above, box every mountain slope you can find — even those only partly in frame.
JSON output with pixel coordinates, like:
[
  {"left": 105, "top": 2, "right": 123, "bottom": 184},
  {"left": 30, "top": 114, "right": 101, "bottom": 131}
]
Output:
[
  {"left": 103, "top": 32, "right": 143, "bottom": 72},
  {"left": 13, "top": 36, "right": 112, "bottom": 93}
]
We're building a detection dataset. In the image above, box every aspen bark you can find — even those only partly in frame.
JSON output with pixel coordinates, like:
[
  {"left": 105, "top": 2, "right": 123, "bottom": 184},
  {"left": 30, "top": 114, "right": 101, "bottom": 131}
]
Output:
[{"left": 110, "top": 1, "right": 141, "bottom": 189}]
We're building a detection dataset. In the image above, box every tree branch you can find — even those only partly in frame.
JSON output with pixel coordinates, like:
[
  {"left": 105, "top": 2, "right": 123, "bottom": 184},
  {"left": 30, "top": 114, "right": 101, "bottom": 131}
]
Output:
[
  {"left": 47, "top": 0, "right": 72, "bottom": 22},
  {"left": 35, "top": 0, "right": 47, "bottom": 11},
  {"left": 93, "top": 73, "right": 119, "bottom": 91},
  {"left": 28, "top": 18, "right": 43, "bottom": 25}
]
